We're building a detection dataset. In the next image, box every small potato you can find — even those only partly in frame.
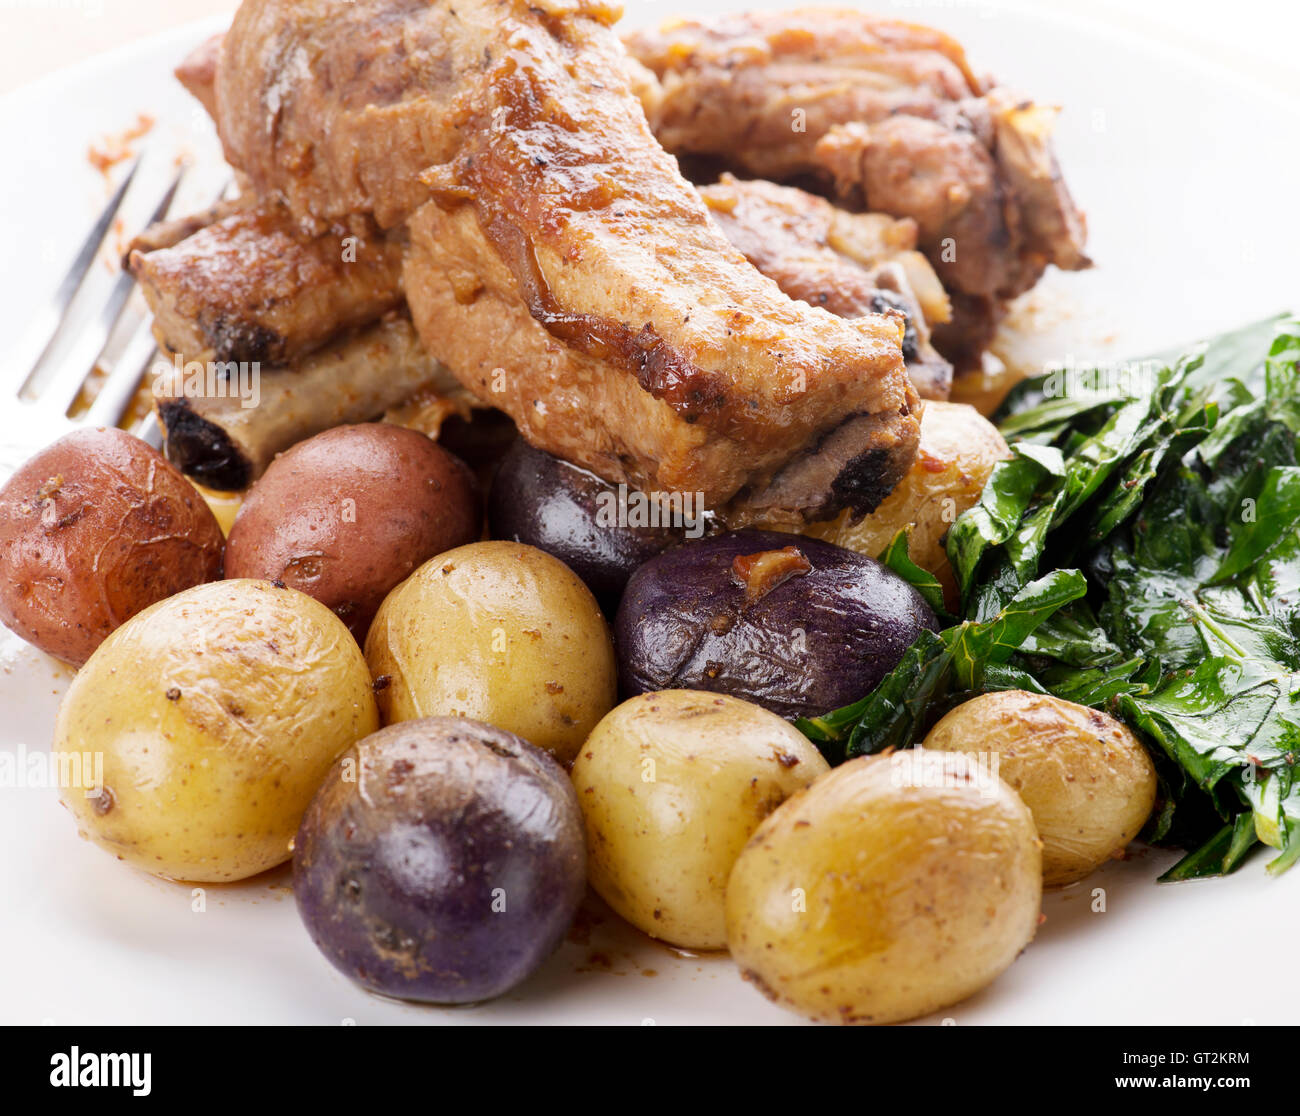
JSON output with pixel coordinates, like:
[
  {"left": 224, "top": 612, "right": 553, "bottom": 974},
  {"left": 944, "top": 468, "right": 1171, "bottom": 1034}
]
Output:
[
  {"left": 225, "top": 424, "right": 479, "bottom": 640},
  {"left": 802, "top": 401, "right": 1008, "bottom": 608},
  {"left": 572, "top": 691, "right": 828, "bottom": 950},
  {"left": 294, "top": 717, "right": 586, "bottom": 1004},
  {"left": 923, "top": 690, "right": 1157, "bottom": 885},
  {"left": 55, "top": 579, "right": 379, "bottom": 882},
  {"left": 365, "top": 541, "right": 616, "bottom": 764},
  {"left": 726, "top": 750, "right": 1041, "bottom": 1024},
  {"left": 0, "top": 427, "right": 224, "bottom": 665},
  {"left": 616, "top": 530, "right": 937, "bottom": 721},
  {"left": 488, "top": 438, "right": 685, "bottom": 609}
]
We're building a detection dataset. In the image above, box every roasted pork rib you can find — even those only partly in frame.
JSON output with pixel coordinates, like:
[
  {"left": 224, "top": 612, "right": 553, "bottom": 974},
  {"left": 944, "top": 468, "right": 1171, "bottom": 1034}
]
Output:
[
  {"left": 698, "top": 175, "right": 952, "bottom": 400},
  {"left": 626, "top": 8, "right": 1090, "bottom": 310},
  {"left": 212, "top": 0, "right": 921, "bottom": 524},
  {"left": 128, "top": 207, "right": 404, "bottom": 366},
  {"left": 155, "top": 315, "right": 462, "bottom": 490},
  {"left": 132, "top": 174, "right": 954, "bottom": 490},
  {"left": 141, "top": 3, "right": 1089, "bottom": 516},
  {"left": 157, "top": 30, "right": 953, "bottom": 396},
  {"left": 129, "top": 173, "right": 951, "bottom": 396}
]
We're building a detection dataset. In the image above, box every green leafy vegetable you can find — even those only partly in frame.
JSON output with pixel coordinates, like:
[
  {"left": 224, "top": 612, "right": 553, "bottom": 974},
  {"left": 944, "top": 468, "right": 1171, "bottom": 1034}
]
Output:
[
  {"left": 877, "top": 529, "right": 950, "bottom": 620},
  {"left": 799, "top": 315, "right": 1300, "bottom": 878},
  {"left": 1210, "top": 467, "right": 1300, "bottom": 583}
]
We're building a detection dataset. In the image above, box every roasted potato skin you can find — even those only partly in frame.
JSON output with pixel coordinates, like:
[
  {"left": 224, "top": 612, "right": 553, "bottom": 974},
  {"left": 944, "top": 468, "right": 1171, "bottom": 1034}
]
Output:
[
  {"left": 726, "top": 750, "right": 1042, "bottom": 1024},
  {"left": 294, "top": 717, "right": 586, "bottom": 1004},
  {"left": 0, "top": 427, "right": 224, "bottom": 665},
  {"left": 615, "top": 530, "right": 938, "bottom": 721},
  {"left": 224, "top": 424, "right": 479, "bottom": 640},
  {"left": 488, "top": 439, "right": 685, "bottom": 609},
  {"left": 571, "top": 690, "right": 828, "bottom": 950},
  {"left": 365, "top": 541, "right": 617, "bottom": 764},
  {"left": 802, "top": 401, "right": 1008, "bottom": 608},
  {"left": 923, "top": 690, "right": 1157, "bottom": 885},
  {"left": 55, "top": 579, "right": 378, "bottom": 882}
]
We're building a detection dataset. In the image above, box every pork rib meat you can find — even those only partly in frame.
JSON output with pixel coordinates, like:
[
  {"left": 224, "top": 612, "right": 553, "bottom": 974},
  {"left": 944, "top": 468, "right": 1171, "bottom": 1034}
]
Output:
[{"left": 215, "top": 0, "right": 921, "bottom": 524}]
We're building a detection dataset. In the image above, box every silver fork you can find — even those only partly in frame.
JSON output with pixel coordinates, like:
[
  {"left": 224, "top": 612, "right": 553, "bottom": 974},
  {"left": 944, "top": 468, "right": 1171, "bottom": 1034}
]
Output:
[{"left": 1, "top": 155, "right": 185, "bottom": 471}]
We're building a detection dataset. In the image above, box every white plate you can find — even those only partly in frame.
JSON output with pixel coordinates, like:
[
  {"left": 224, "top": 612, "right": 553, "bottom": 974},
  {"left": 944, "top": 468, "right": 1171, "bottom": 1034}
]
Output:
[{"left": 1, "top": 2, "right": 1298, "bottom": 1026}]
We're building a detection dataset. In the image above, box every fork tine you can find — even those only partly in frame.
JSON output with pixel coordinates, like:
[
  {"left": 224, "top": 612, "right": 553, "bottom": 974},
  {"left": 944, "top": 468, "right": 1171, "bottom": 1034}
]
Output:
[
  {"left": 5, "top": 156, "right": 142, "bottom": 395},
  {"left": 80, "top": 176, "right": 236, "bottom": 447},
  {"left": 84, "top": 175, "right": 235, "bottom": 431},
  {"left": 84, "top": 315, "right": 160, "bottom": 428},
  {"left": 132, "top": 410, "right": 164, "bottom": 450},
  {"left": 26, "top": 163, "right": 186, "bottom": 414}
]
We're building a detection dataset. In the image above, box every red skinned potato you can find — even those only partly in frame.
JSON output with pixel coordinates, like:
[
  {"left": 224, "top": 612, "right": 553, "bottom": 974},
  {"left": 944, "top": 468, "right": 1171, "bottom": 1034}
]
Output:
[
  {"left": 0, "top": 427, "right": 224, "bottom": 666},
  {"left": 224, "top": 424, "right": 480, "bottom": 640}
]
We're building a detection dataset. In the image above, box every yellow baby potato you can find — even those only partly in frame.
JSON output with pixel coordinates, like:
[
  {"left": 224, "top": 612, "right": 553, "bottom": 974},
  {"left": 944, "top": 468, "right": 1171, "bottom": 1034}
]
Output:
[
  {"left": 571, "top": 690, "right": 829, "bottom": 950},
  {"left": 365, "top": 541, "right": 617, "bottom": 764},
  {"left": 726, "top": 749, "right": 1042, "bottom": 1024},
  {"left": 923, "top": 690, "right": 1157, "bottom": 885},
  {"left": 55, "top": 579, "right": 378, "bottom": 883}
]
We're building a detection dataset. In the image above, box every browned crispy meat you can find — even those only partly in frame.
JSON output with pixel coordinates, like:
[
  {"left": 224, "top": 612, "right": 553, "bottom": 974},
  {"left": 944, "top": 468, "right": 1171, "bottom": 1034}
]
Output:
[
  {"left": 124, "top": 197, "right": 249, "bottom": 257},
  {"left": 629, "top": 9, "right": 980, "bottom": 176},
  {"left": 626, "top": 8, "right": 1090, "bottom": 307},
  {"left": 175, "top": 33, "right": 223, "bottom": 121},
  {"left": 127, "top": 206, "right": 404, "bottom": 366},
  {"left": 216, "top": 0, "right": 921, "bottom": 524},
  {"left": 166, "top": 32, "right": 952, "bottom": 400},
  {"left": 128, "top": 177, "right": 953, "bottom": 402},
  {"left": 698, "top": 175, "right": 952, "bottom": 400},
  {"left": 217, "top": 0, "right": 479, "bottom": 230}
]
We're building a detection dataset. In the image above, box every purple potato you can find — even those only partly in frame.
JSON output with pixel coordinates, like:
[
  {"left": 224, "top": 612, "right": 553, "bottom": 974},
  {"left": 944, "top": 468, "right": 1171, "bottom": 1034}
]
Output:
[
  {"left": 293, "top": 717, "right": 586, "bottom": 1004},
  {"left": 488, "top": 439, "right": 687, "bottom": 606},
  {"left": 615, "top": 530, "right": 939, "bottom": 721}
]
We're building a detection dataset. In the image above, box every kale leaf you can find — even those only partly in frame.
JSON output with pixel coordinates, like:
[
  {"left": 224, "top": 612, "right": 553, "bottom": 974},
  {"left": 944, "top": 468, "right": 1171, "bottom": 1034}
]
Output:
[{"left": 798, "top": 315, "right": 1300, "bottom": 878}]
